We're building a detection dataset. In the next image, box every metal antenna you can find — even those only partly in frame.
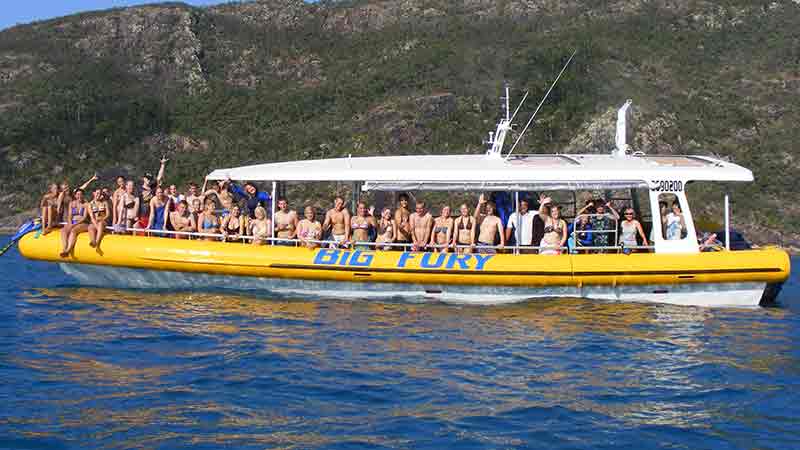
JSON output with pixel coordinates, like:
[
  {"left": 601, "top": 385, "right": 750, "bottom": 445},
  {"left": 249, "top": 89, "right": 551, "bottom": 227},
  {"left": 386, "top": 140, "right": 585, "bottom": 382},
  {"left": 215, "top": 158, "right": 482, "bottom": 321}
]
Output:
[{"left": 505, "top": 49, "right": 577, "bottom": 160}]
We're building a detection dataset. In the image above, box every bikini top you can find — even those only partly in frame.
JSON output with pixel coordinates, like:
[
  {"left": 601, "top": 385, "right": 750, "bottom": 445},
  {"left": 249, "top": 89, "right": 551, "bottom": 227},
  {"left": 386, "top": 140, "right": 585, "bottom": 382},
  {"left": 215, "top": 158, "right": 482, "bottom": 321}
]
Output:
[
  {"left": 202, "top": 216, "right": 217, "bottom": 230},
  {"left": 226, "top": 217, "right": 240, "bottom": 232},
  {"left": 457, "top": 217, "right": 473, "bottom": 230},
  {"left": 434, "top": 225, "right": 449, "bottom": 234},
  {"left": 71, "top": 204, "right": 85, "bottom": 217},
  {"left": 543, "top": 220, "right": 564, "bottom": 234},
  {"left": 351, "top": 218, "right": 371, "bottom": 230},
  {"left": 91, "top": 201, "right": 107, "bottom": 214},
  {"left": 378, "top": 220, "right": 393, "bottom": 235}
]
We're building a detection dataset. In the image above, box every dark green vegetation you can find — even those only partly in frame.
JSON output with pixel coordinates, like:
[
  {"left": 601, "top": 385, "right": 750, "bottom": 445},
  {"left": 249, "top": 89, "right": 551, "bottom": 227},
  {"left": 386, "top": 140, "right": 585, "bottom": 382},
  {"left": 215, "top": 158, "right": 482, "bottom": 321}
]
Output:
[{"left": 0, "top": 0, "right": 798, "bottom": 244}]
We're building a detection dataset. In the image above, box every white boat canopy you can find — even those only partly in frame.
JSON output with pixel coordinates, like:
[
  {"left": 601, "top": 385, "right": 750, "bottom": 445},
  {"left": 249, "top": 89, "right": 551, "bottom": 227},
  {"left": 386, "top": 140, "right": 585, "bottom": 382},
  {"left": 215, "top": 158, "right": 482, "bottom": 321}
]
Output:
[{"left": 205, "top": 153, "right": 754, "bottom": 191}]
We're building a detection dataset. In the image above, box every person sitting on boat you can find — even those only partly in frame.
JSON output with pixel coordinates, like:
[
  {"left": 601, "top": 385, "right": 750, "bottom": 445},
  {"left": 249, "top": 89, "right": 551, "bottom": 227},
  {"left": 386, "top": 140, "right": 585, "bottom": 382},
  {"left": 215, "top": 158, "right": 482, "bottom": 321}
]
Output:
[
  {"left": 59, "top": 189, "right": 90, "bottom": 257},
  {"left": 619, "top": 208, "right": 649, "bottom": 253},
  {"left": 230, "top": 181, "right": 271, "bottom": 219},
  {"left": 582, "top": 199, "right": 619, "bottom": 253},
  {"left": 203, "top": 179, "right": 235, "bottom": 216},
  {"left": 323, "top": 196, "right": 351, "bottom": 247},
  {"left": 87, "top": 188, "right": 110, "bottom": 248},
  {"left": 40, "top": 183, "right": 60, "bottom": 234},
  {"left": 274, "top": 197, "right": 298, "bottom": 246},
  {"left": 375, "top": 207, "right": 397, "bottom": 251},
  {"left": 350, "top": 201, "right": 376, "bottom": 250},
  {"left": 115, "top": 180, "right": 139, "bottom": 233},
  {"left": 394, "top": 193, "right": 412, "bottom": 249},
  {"left": 410, "top": 201, "right": 433, "bottom": 252},
  {"left": 184, "top": 183, "right": 203, "bottom": 214},
  {"left": 538, "top": 200, "right": 568, "bottom": 255},
  {"left": 451, "top": 203, "right": 475, "bottom": 254},
  {"left": 429, "top": 205, "right": 453, "bottom": 253},
  {"left": 222, "top": 205, "right": 246, "bottom": 242},
  {"left": 167, "top": 200, "right": 196, "bottom": 239},
  {"left": 505, "top": 198, "right": 535, "bottom": 253},
  {"left": 198, "top": 200, "right": 221, "bottom": 241},
  {"left": 567, "top": 214, "right": 593, "bottom": 253},
  {"left": 57, "top": 174, "right": 97, "bottom": 226},
  {"left": 297, "top": 206, "right": 322, "bottom": 249},
  {"left": 665, "top": 201, "right": 686, "bottom": 240},
  {"left": 249, "top": 206, "right": 272, "bottom": 246},
  {"left": 474, "top": 195, "right": 504, "bottom": 254},
  {"left": 137, "top": 157, "right": 168, "bottom": 230}
]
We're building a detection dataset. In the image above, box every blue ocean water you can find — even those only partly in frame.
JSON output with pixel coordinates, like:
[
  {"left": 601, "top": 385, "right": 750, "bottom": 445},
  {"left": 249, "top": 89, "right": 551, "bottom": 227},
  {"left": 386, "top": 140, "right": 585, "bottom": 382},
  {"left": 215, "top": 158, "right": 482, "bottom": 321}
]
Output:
[{"left": 0, "top": 244, "right": 798, "bottom": 450}]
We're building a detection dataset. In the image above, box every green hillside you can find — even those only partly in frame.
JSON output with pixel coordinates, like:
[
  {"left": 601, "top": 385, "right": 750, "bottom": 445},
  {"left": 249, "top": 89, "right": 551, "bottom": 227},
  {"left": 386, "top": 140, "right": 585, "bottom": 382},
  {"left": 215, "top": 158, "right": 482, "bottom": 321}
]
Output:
[{"left": 0, "top": 0, "right": 798, "bottom": 246}]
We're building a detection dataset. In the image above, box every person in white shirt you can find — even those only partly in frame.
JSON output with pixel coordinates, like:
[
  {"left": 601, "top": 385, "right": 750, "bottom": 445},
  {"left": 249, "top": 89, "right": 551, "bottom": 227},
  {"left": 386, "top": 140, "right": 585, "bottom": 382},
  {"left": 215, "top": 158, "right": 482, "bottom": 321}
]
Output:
[{"left": 505, "top": 199, "right": 536, "bottom": 253}]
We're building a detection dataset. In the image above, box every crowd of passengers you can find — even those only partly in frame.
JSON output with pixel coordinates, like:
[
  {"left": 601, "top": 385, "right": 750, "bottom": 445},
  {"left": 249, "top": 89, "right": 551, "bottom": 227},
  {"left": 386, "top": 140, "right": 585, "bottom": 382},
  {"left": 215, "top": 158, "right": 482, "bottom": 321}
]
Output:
[{"left": 39, "top": 159, "right": 690, "bottom": 257}]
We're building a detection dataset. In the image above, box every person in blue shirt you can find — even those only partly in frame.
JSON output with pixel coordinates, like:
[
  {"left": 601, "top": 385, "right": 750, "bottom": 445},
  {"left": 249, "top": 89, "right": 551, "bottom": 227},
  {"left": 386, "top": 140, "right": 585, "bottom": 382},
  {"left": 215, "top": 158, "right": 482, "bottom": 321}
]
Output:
[
  {"left": 230, "top": 181, "right": 271, "bottom": 219},
  {"left": 567, "top": 213, "right": 593, "bottom": 253}
]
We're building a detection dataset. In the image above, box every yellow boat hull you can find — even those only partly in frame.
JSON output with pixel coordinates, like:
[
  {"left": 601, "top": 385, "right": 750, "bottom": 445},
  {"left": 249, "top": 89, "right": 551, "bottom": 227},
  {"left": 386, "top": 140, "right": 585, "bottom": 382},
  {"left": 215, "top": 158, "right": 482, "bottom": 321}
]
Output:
[{"left": 18, "top": 232, "right": 790, "bottom": 307}]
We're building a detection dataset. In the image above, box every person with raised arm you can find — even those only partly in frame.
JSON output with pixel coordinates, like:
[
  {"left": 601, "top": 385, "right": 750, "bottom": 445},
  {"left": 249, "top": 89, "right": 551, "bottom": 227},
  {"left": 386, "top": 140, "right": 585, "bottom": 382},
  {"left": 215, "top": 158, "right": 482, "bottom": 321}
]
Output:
[
  {"left": 538, "top": 200, "right": 568, "bottom": 255},
  {"left": 474, "top": 194, "right": 504, "bottom": 254},
  {"left": 323, "top": 196, "right": 351, "bottom": 247},
  {"left": 137, "top": 156, "right": 169, "bottom": 230},
  {"left": 168, "top": 200, "right": 196, "bottom": 239},
  {"left": 451, "top": 203, "right": 475, "bottom": 254},
  {"left": 87, "top": 188, "right": 110, "bottom": 248},
  {"left": 230, "top": 180, "right": 271, "bottom": 219},
  {"left": 202, "top": 178, "right": 236, "bottom": 216},
  {"left": 429, "top": 205, "right": 453, "bottom": 253},
  {"left": 586, "top": 198, "right": 620, "bottom": 253},
  {"left": 410, "top": 201, "right": 433, "bottom": 252}
]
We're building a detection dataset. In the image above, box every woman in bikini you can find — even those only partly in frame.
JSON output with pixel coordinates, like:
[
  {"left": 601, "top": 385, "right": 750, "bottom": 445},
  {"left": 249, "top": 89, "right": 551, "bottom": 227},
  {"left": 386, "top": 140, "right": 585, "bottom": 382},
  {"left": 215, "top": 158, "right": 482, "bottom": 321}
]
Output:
[
  {"left": 221, "top": 205, "right": 246, "bottom": 242},
  {"left": 375, "top": 208, "right": 397, "bottom": 251},
  {"left": 59, "top": 189, "right": 89, "bottom": 257},
  {"left": 40, "top": 183, "right": 60, "bottom": 234},
  {"left": 116, "top": 180, "right": 139, "bottom": 233},
  {"left": 87, "top": 189, "right": 110, "bottom": 248},
  {"left": 429, "top": 205, "right": 453, "bottom": 253},
  {"left": 168, "top": 200, "right": 196, "bottom": 239},
  {"left": 146, "top": 186, "right": 171, "bottom": 236},
  {"left": 297, "top": 206, "right": 323, "bottom": 249},
  {"left": 538, "top": 203, "right": 568, "bottom": 255},
  {"left": 350, "top": 201, "right": 376, "bottom": 250},
  {"left": 451, "top": 204, "right": 475, "bottom": 254},
  {"left": 249, "top": 206, "right": 272, "bottom": 246},
  {"left": 198, "top": 200, "right": 221, "bottom": 241}
]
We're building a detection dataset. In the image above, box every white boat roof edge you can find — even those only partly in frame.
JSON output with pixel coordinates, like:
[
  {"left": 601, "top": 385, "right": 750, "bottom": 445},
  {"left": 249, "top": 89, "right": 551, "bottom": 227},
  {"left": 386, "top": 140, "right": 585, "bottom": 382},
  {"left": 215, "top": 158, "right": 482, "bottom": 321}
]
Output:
[{"left": 205, "top": 153, "right": 754, "bottom": 190}]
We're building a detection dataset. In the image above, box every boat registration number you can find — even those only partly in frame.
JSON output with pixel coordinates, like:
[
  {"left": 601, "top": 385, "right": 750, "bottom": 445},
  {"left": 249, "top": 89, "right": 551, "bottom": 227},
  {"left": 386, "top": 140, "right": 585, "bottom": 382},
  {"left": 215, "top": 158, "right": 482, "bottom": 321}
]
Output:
[{"left": 650, "top": 180, "right": 684, "bottom": 192}]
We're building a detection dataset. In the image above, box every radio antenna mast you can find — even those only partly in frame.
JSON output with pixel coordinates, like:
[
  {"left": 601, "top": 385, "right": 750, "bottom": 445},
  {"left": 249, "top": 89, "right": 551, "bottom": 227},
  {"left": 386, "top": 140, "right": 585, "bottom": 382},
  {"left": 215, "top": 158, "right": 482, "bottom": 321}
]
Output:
[{"left": 505, "top": 49, "right": 577, "bottom": 160}]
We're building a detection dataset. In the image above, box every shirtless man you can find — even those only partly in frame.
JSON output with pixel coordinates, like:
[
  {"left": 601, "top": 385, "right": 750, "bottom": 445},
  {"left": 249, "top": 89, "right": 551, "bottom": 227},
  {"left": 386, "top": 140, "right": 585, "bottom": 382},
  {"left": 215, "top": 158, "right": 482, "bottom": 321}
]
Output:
[
  {"left": 323, "top": 196, "right": 351, "bottom": 247},
  {"left": 273, "top": 197, "right": 298, "bottom": 246},
  {"left": 409, "top": 201, "right": 433, "bottom": 252},
  {"left": 394, "top": 193, "right": 412, "bottom": 249},
  {"left": 474, "top": 194, "right": 505, "bottom": 254},
  {"left": 184, "top": 183, "right": 202, "bottom": 214}
]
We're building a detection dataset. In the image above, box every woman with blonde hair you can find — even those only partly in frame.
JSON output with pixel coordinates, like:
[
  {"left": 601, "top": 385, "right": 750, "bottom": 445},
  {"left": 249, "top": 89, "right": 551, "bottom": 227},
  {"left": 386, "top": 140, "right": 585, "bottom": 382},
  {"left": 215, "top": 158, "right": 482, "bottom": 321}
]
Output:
[{"left": 249, "top": 206, "right": 272, "bottom": 246}]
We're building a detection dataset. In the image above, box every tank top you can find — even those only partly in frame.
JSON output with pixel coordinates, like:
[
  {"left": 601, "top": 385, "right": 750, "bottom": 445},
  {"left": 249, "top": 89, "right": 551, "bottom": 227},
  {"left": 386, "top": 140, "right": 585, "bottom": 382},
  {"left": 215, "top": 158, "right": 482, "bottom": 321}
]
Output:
[{"left": 620, "top": 220, "right": 638, "bottom": 246}]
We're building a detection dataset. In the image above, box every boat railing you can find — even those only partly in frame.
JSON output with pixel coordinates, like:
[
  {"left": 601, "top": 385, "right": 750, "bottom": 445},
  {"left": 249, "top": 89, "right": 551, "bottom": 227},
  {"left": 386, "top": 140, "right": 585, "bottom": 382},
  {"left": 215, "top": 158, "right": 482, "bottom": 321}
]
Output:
[
  {"left": 569, "top": 214, "right": 656, "bottom": 253},
  {"left": 55, "top": 222, "right": 570, "bottom": 253}
]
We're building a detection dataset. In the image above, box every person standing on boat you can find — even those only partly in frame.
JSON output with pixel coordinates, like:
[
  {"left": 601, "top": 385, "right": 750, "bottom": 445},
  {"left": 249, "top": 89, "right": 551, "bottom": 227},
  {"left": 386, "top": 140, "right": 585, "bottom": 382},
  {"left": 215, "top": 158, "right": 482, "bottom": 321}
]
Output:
[
  {"left": 619, "top": 208, "right": 649, "bottom": 253},
  {"left": 59, "top": 189, "right": 90, "bottom": 257},
  {"left": 351, "top": 202, "right": 376, "bottom": 250},
  {"left": 202, "top": 180, "right": 235, "bottom": 216},
  {"left": 116, "top": 180, "right": 139, "bottom": 232},
  {"left": 274, "top": 198, "right": 298, "bottom": 246},
  {"left": 110, "top": 176, "right": 126, "bottom": 227},
  {"left": 394, "top": 193, "right": 412, "bottom": 249},
  {"left": 505, "top": 198, "right": 535, "bottom": 253},
  {"left": 429, "top": 205, "right": 453, "bottom": 253},
  {"left": 221, "top": 205, "right": 246, "bottom": 242},
  {"left": 538, "top": 201, "right": 568, "bottom": 255},
  {"left": 198, "top": 200, "right": 221, "bottom": 241},
  {"left": 297, "top": 206, "right": 323, "bottom": 249},
  {"left": 146, "top": 186, "right": 171, "bottom": 236},
  {"left": 230, "top": 181, "right": 271, "bottom": 219},
  {"left": 87, "top": 188, "right": 110, "bottom": 248},
  {"left": 184, "top": 183, "right": 203, "bottom": 214},
  {"left": 410, "top": 201, "right": 433, "bottom": 252},
  {"left": 665, "top": 201, "right": 686, "bottom": 240},
  {"left": 451, "top": 204, "right": 475, "bottom": 254},
  {"left": 137, "top": 157, "right": 168, "bottom": 230},
  {"left": 250, "top": 206, "right": 272, "bottom": 246},
  {"left": 323, "top": 196, "right": 351, "bottom": 247},
  {"left": 580, "top": 199, "right": 619, "bottom": 253},
  {"left": 375, "top": 208, "right": 397, "bottom": 251},
  {"left": 474, "top": 194, "right": 505, "bottom": 254},
  {"left": 167, "top": 200, "right": 196, "bottom": 239}
]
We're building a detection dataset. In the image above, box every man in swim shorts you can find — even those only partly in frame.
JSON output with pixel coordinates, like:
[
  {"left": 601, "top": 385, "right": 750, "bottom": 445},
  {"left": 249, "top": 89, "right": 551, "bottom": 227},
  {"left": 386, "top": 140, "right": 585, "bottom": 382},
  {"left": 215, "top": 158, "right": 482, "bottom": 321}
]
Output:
[
  {"left": 323, "top": 196, "right": 351, "bottom": 247},
  {"left": 409, "top": 201, "right": 433, "bottom": 252}
]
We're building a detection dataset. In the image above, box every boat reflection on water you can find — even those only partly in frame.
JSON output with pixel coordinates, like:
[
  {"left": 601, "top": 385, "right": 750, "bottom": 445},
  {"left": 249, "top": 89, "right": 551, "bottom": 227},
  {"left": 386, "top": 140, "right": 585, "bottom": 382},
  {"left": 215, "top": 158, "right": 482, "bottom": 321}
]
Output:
[{"left": 9, "top": 288, "right": 796, "bottom": 447}]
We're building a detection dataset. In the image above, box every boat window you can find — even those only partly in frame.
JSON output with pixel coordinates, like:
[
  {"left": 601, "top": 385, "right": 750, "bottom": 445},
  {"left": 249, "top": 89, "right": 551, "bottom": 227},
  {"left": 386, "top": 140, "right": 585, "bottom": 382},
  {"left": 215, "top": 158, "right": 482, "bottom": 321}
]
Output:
[{"left": 657, "top": 193, "right": 688, "bottom": 241}]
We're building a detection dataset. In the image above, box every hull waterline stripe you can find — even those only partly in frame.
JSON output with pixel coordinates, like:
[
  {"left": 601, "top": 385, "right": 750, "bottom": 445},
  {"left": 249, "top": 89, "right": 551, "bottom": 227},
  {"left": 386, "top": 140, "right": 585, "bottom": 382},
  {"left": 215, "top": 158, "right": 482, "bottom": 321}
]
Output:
[{"left": 268, "top": 264, "right": 783, "bottom": 277}]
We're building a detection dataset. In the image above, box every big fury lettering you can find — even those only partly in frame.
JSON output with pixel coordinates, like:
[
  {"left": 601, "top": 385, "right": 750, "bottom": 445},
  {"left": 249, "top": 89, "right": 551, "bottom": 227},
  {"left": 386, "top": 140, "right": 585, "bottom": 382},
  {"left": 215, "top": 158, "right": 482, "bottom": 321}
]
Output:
[{"left": 313, "top": 249, "right": 494, "bottom": 271}]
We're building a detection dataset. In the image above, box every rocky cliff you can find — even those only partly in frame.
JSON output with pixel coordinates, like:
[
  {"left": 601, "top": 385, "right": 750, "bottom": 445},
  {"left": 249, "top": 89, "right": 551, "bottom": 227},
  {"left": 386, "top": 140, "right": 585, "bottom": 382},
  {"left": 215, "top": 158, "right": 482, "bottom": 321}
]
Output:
[{"left": 1, "top": 0, "right": 799, "bottom": 249}]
